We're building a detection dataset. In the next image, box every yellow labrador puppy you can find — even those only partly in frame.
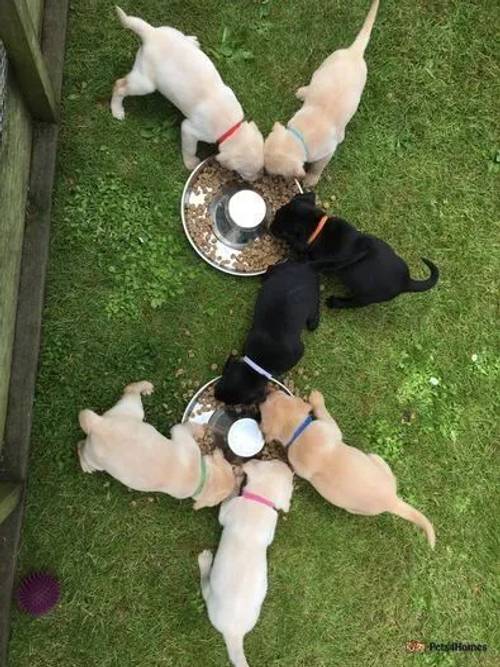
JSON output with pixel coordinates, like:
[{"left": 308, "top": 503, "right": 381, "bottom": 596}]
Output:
[
  {"left": 260, "top": 390, "right": 435, "bottom": 547},
  {"left": 264, "top": 0, "right": 379, "bottom": 187},
  {"left": 111, "top": 7, "right": 264, "bottom": 181},
  {"left": 198, "top": 459, "right": 294, "bottom": 667},
  {"left": 78, "top": 381, "right": 236, "bottom": 509}
]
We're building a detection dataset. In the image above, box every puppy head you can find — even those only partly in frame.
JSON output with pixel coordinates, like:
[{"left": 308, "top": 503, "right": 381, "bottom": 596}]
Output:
[
  {"left": 216, "top": 121, "right": 264, "bottom": 182},
  {"left": 214, "top": 356, "right": 268, "bottom": 405},
  {"left": 193, "top": 449, "right": 236, "bottom": 510},
  {"left": 264, "top": 123, "right": 306, "bottom": 179},
  {"left": 260, "top": 390, "right": 310, "bottom": 442},
  {"left": 271, "top": 192, "right": 321, "bottom": 251},
  {"left": 242, "top": 458, "right": 294, "bottom": 512}
]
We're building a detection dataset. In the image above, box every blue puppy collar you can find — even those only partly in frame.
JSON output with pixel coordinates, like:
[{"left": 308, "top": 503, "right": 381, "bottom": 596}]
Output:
[
  {"left": 285, "top": 413, "right": 316, "bottom": 448},
  {"left": 242, "top": 356, "right": 273, "bottom": 380},
  {"left": 287, "top": 125, "right": 309, "bottom": 161}
]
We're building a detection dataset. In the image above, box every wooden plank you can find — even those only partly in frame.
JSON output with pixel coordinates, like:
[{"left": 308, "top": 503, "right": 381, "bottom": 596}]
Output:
[
  {"left": 0, "top": 0, "right": 69, "bottom": 661},
  {"left": 0, "top": 482, "right": 21, "bottom": 524},
  {"left": 0, "top": 73, "right": 32, "bottom": 448},
  {"left": 0, "top": 0, "right": 58, "bottom": 121}
]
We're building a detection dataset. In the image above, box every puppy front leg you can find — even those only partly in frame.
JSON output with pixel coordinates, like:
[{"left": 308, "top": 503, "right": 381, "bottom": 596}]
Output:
[
  {"left": 303, "top": 154, "right": 333, "bottom": 189},
  {"left": 198, "top": 550, "right": 213, "bottom": 602},
  {"left": 307, "top": 280, "right": 321, "bottom": 331},
  {"left": 296, "top": 86, "right": 309, "bottom": 100},
  {"left": 309, "top": 391, "right": 342, "bottom": 436},
  {"left": 181, "top": 120, "right": 201, "bottom": 170},
  {"left": 104, "top": 381, "right": 153, "bottom": 421}
]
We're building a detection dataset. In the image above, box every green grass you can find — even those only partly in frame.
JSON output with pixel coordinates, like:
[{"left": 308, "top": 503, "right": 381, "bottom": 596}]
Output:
[{"left": 8, "top": 0, "right": 499, "bottom": 665}]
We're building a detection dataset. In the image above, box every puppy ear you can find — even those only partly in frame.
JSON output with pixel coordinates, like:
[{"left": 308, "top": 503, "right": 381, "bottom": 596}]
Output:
[
  {"left": 193, "top": 498, "right": 206, "bottom": 511},
  {"left": 255, "top": 385, "right": 268, "bottom": 404},
  {"left": 215, "top": 152, "right": 230, "bottom": 169},
  {"left": 223, "top": 353, "right": 238, "bottom": 370},
  {"left": 303, "top": 191, "right": 316, "bottom": 203},
  {"left": 212, "top": 448, "right": 225, "bottom": 463},
  {"left": 242, "top": 459, "right": 257, "bottom": 475}
]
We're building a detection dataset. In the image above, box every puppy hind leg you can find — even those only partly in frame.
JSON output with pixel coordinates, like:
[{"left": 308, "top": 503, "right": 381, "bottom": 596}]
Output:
[
  {"left": 198, "top": 550, "right": 213, "bottom": 602},
  {"left": 77, "top": 440, "right": 103, "bottom": 473},
  {"left": 110, "top": 70, "right": 155, "bottom": 120},
  {"left": 326, "top": 295, "right": 370, "bottom": 309},
  {"left": 368, "top": 453, "right": 395, "bottom": 481}
]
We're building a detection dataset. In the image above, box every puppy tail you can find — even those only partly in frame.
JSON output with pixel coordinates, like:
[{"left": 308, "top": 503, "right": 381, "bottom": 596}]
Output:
[
  {"left": 406, "top": 258, "right": 439, "bottom": 293},
  {"left": 115, "top": 6, "right": 152, "bottom": 40},
  {"left": 351, "top": 0, "right": 380, "bottom": 55},
  {"left": 78, "top": 409, "right": 102, "bottom": 435},
  {"left": 223, "top": 633, "right": 250, "bottom": 667},
  {"left": 391, "top": 498, "right": 436, "bottom": 548}
]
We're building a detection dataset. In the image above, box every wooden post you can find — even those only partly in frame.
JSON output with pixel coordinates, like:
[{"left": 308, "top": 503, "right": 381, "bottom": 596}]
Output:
[
  {"left": 0, "top": 0, "right": 58, "bottom": 122},
  {"left": 0, "top": 482, "right": 21, "bottom": 525}
]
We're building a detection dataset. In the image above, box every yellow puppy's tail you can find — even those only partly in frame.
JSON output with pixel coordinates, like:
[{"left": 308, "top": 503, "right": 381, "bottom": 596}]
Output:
[
  {"left": 391, "top": 498, "right": 436, "bottom": 549},
  {"left": 351, "top": 0, "right": 380, "bottom": 55},
  {"left": 223, "top": 633, "right": 250, "bottom": 667},
  {"left": 78, "top": 409, "right": 102, "bottom": 435},
  {"left": 115, "top": 6, "right": 152, "bottom": 40}
]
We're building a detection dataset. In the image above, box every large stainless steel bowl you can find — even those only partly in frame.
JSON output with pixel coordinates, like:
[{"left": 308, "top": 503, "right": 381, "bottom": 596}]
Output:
[{"left": 181, "top": 158, "right": 302, "bottom": 277}]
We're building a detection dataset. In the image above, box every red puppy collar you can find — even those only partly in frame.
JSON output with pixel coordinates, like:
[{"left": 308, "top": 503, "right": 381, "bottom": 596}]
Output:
[
  {"left": 307, "top": 215, "right": 329, "bottom": 245},
  {"left": 217, "top": 119, "right": 244, "bottom": 145}
]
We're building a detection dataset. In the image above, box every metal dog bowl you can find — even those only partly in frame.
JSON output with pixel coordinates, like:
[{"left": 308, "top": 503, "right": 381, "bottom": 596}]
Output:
[
  {"left": 181, "top": 158, "right": 303, "bottom": 277},
  {"left": 182, "top": 375, "right": 292, "bottom": 460}
]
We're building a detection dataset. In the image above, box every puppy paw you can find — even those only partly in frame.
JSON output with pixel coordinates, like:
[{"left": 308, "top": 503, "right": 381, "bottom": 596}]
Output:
[
  {"left": 296, "top": 86, "right": 308, "bottom": 100},
  {"left": 187, "top": 421, "right": 205, "bottom": 439},
  {"left": 303, "top": 174, "right": 320, "bottom": 189},
  {"left": 111, "top": 104, "right": 125, "bottom": 121},
  {"left": 77, "top": 441, "right": 95, "bottom": 473},
  {"left": 309, "top": 390, "right": 325, "bottom": 408},
  {"left": 184, "top": 155, "right": 201, "bottom": 171},
  {"left": 125, "top": 381, "right": 154, "bottom": 395},
  {"left": 198, "top": 549, "right": 213, "bottom": 573}
]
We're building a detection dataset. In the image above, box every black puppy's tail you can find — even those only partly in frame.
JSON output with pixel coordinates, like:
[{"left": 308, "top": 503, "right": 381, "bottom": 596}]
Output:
[{"left": 406, "top": 258, "right": 439, "bottom": 293}]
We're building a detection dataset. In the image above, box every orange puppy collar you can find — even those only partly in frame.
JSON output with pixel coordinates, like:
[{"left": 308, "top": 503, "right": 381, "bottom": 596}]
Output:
[{"left": 307, "top": 215, "right": 329, "bottom": 245}]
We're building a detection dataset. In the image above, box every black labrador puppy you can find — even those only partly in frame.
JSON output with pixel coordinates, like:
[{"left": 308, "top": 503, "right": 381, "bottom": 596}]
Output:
[
  {"left": 214, "top": 260, "right": 320, "bottom": 405},
  {"left": 272, "top": 192, "right": 439, "bottom": 309}
]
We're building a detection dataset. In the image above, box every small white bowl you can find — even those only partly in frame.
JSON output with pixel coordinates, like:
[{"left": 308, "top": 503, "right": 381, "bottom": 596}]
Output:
[{"left": 227, "top": 418, "right": 265, "bottom": 457}]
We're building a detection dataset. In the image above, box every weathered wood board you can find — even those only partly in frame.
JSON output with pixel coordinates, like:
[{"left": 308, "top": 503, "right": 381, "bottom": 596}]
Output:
[
  {"left": 0, "top": 77, "right": 32, "bottom": 450},
  {"left": 0, "top": 0, "right": 44, "bottom": 450}
]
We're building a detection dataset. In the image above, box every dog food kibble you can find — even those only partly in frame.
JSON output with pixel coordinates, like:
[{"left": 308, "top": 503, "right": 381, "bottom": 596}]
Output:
[
  {"left": 190, "top": 383, "right": 289, "bottom": 464},
  {"left": 185, "top": 161, "right": 297, "bottom": 273}
]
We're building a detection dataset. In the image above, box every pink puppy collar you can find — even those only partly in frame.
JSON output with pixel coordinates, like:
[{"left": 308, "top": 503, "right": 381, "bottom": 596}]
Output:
[{"left": 241, "top": 490, "right": 276, "bottom": 511}]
